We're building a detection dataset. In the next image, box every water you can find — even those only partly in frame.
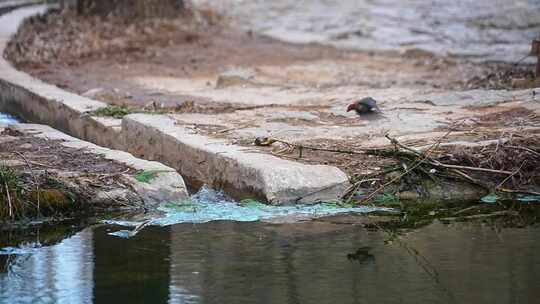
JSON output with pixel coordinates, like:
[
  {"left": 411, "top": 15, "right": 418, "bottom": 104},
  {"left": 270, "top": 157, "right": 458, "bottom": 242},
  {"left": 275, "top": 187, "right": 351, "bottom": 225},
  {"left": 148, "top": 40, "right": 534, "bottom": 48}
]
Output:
[
  {"left": 0, "top": 113, "right": 18, "bottom": 124},
  {"left": 1, "top": 219, "right": 539, "bottom": 304},
  {"left": 2, "top": 188, "right": 538, "bottom": 303},
  {"left": 195, "top": 0, "right": 540, "bottom": 62},
  {"left": 105, "top": 187, "right": 391, "bottom": 237}
]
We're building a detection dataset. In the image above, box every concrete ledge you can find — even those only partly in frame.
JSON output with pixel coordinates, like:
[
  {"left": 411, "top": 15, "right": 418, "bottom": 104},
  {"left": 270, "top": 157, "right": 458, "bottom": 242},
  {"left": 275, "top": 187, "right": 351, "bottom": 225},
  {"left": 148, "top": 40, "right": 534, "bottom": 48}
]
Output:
[
  {"left": 122, "top": 114, "right": 350, "bottom": 204},
  {"left": 0, "top": 5, "right": 351, "bottom": 204},
  {"left": 11, "top": 123, "right": 189, "bottom": 205}
]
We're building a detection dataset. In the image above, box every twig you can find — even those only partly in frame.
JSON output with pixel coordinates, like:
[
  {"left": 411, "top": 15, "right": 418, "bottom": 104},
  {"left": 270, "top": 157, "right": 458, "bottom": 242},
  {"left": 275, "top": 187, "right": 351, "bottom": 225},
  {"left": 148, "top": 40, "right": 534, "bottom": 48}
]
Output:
[
  {"left": 4, "top": 182, "right": 12, "bottom": 218},
  {"left": 449, "top": 169, "right": 489, "bottom": 189},
  {"left": 271, "top": 139, "right": 378, "bottom": 155},
  {"left": 342, "top": 178, "right": 380, "bottom": 202},
  {"left": 452, "top": 205, "right": 483, "bottom": 216},
  {"left": 431, "top": 163, "right": 513, "bottom": 175},
  {"left": 496, "top": 160, "right": 526, "bottom": 190},
  {"left": 383, "top": 132, "right": 513, "bottom": 175},
  {"left": 27, "top": 161, "right": 56, "bottom": 169},
  {"left": 498, "top": 188, "right": 540, "bottom": 196},
  {"left": 216, "top": 123, "right": 254, "bottom": 134},
  {"left": 357, "top": 129, "right": 454, "bottom": 205},
  {"left": 385, "top": 134, "right": 422, "bottom": 156},
  {"left": 131, "top": 219, "right": 153, "bottom": 236},
  {"left": 506, "top": 145, "right": 540, "bottom": 158}
]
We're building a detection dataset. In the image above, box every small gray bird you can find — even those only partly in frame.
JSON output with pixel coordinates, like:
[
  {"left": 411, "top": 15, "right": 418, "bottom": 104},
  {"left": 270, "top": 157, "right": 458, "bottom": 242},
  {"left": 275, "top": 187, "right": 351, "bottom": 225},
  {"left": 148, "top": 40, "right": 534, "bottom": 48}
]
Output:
[{"left": 346, "top": 97, "right": 381, "bottom": 116}]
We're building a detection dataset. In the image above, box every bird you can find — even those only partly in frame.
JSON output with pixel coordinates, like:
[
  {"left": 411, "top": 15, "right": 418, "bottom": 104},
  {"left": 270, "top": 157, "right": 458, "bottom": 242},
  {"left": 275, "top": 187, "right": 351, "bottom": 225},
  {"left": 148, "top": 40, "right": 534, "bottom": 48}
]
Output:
[{"left": 346, "top": 97, "right": 381, "bottom": 116}]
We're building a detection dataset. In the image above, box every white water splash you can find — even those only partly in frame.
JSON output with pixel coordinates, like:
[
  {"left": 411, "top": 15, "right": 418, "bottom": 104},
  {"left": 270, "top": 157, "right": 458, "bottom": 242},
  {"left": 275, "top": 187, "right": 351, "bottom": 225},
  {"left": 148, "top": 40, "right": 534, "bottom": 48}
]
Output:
[{"left": 106, "top": 186, "right": 393, "bottom": 238}]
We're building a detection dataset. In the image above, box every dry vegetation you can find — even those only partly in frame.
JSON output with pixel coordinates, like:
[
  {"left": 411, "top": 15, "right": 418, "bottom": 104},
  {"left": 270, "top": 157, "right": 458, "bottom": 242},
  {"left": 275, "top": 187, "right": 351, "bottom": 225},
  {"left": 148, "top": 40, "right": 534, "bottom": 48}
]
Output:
[
  {"left": 253, "top": 128, "right": 540, "bottom": 206},
  {"left": 5, "top": 6, "right": 220, "bottom": 66}
]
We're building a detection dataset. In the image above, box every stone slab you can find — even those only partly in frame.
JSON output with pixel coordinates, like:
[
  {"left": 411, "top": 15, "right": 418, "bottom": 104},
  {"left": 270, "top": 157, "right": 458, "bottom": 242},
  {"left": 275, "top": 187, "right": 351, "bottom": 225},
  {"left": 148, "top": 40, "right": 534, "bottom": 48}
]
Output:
[{"left": 122, "top": 114, "right": 350, "bottom": 204}]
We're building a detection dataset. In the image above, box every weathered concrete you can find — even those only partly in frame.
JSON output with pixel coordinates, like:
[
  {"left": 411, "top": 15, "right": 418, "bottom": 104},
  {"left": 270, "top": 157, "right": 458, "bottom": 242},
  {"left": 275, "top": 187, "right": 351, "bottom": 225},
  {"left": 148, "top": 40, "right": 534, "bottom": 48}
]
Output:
[
  {"left": 0, "top": 5, "right": 351, "bottom": 204},
  {"left": 10, "top": 123, "right": 189, "bottom": 205},
  {"left": 122, "top": 114, "right": 350, "bottom": 204}
]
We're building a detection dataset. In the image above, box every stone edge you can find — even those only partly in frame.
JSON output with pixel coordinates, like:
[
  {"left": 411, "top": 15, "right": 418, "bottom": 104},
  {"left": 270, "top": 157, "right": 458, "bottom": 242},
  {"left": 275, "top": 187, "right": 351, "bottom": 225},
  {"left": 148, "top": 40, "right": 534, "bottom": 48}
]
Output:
[{"left": 10, "top": 123, "right": 189, "bottom": 205}]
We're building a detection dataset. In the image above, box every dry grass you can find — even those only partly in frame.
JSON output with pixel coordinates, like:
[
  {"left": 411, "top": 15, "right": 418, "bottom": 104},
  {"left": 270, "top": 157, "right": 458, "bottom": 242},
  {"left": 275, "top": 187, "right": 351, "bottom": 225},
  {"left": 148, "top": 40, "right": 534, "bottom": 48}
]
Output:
[
  {"left": 444, "top": 133, "right": 540, "bottom": 192},
  {"left": 0, "top": 164, "right": 23, "bottom": 220},
  {"left": 5, "top": 7, "right": 218, "bottom": 66}
]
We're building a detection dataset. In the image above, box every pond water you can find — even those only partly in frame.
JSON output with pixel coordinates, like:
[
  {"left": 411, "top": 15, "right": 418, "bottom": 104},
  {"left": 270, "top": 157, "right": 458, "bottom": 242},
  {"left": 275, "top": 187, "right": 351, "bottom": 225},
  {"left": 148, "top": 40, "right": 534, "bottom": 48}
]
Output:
[{"left": 1, "top": 218, "right": 539, "bottom": 304}]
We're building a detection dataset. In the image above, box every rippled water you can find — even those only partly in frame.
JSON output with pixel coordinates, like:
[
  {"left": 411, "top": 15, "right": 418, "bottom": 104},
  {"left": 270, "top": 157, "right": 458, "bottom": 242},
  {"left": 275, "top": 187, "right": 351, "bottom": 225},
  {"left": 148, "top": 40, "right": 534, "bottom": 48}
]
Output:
[
  {"left": 1, "top": 220, "right": 540, "bottom": 304},
  {"left": 195, "top": 0, "right": 540, "bottom": 62}
]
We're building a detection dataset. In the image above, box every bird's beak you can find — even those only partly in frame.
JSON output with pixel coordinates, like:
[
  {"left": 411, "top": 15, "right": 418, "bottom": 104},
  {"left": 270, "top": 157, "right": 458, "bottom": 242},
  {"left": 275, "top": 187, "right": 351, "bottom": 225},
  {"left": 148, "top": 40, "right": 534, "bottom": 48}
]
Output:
[{"left": 346, "top": 104, "right": 355, "bottom": 112}]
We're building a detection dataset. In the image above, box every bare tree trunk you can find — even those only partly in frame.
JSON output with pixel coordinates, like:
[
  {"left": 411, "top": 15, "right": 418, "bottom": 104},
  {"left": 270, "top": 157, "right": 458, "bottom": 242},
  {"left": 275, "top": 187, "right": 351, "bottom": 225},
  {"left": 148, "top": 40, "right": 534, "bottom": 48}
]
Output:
[{"left": 77, "top": 0, "right": 184, "bottom": 18}]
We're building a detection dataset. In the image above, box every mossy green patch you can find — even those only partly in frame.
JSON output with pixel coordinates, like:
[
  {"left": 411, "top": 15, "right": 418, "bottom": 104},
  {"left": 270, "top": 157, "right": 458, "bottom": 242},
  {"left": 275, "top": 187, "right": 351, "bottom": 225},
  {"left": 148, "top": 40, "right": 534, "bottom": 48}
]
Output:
[
  {"left": 29, "top": 189, "right": 71, "bottom": 210},
  {"left": 373, "top": 193, "right": 400, "bottom": 206},
  {"left": 239, "top": 199, "right": 266, "bottom": 209},
  {"left": 93, "top": 105, "right": 135, "bottom": 119},
  {"left": 134, "top": 170, "right": 170, "bottom": 183}
]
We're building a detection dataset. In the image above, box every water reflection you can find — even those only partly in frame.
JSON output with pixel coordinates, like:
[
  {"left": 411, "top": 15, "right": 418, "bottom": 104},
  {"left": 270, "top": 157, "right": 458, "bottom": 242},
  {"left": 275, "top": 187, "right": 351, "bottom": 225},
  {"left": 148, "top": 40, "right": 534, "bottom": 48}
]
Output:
[
  {"left": 0, "top": 230, "right": 94, "bottom": 304},
  {"left": 1, "top": 220, "right": 540, "bottom": 304}
]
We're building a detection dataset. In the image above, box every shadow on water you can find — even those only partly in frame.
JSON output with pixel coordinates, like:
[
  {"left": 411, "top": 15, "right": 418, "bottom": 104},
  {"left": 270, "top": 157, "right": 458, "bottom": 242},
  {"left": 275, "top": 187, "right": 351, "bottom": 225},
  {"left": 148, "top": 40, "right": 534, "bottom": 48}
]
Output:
[{"left": 1, "top": 215, "right": 540, "bottom": 304}]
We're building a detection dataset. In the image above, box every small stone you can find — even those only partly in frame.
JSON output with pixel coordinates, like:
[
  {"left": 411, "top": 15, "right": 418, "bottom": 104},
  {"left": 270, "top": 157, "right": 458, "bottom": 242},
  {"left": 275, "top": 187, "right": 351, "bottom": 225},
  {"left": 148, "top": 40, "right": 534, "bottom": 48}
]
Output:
[{"left": 18, "top": 143, "right": 32, "bottom": 149}]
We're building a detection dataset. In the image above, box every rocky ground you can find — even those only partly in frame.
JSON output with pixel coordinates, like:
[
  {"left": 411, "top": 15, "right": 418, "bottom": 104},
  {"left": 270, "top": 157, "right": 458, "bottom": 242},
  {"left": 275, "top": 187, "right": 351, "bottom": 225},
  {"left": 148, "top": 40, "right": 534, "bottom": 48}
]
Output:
[{"left": 4, "top": 7, "right": 540, "bottom": 206}]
